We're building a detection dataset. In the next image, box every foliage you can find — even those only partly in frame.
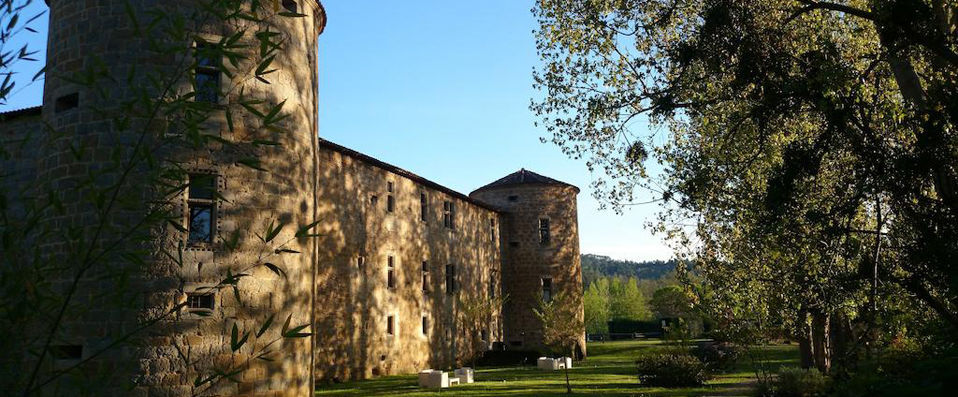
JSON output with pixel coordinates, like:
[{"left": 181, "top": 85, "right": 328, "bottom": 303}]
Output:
[
  {"left": 691, "top": 341, "right": 741, "bottom": 371},
  {"left": 635, "top": 352, "right": 711, "bottom": 387},
  {"left": 581, "top": 254, "right": 678, "bottom": 287},
  {"left": 0, "top": 0, "right": 319, "bottom": 394},
  {"left": 650, "top": 285, "right": 692, "bottom": 320},
  {"left": 0, "top": 0, "right": 45, "bottom": 105},
  {"left": 532, "top": 0, "right": 958, "bottom": 381},
  {"left": 583, "top": 279, "right": 611, "bottom": 334},
  {"left": 758, "top": 367, "right": 830, "bottom": 397},
  {"left": 609, "top": 277, "right": 652, "bottom": 321},
  {"left": 534, "top": 290, "right": 585, "bottom": 393},
  {"left": 459, "top": 293, "right": 506, "bottom": 369}
]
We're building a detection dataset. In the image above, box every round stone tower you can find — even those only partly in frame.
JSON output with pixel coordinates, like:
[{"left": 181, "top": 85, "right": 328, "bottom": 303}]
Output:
[
  {"left": 470, "top": 169, "right": 586, "bottom": 358},
  {"left": 34, "top": 1, "right": 326, "bottom": 395}
]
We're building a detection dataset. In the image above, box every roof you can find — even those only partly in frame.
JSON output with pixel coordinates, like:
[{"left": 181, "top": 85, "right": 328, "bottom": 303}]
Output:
[
  {"left": 471, "top": 168, "right": 580, "bottom": 194},
  {"left": 318, "top": 138, "right": 500, "bottom": 212},
  {"left": 0, "top": 106, "right": 41, "bottom": 121}
]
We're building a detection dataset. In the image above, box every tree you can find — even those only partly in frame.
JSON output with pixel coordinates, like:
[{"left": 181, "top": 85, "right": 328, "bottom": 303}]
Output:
[
  {"left": 583, "top": 280, "right": 610, "bottom": 334},
  {"left": 532, "top": 0, "right": 958, "bottom": 374},
  {"left": 650, "top": 285, "right": 690, "bottom": 320},
  {"left": 609, "top": 277, "right": 652, "bottom": 321},
  {"left": 534, "top": 290, "right": 585, "bottom": 394},
  {"left": 458, "top": 293, "right": 506, "bottom": 371}
]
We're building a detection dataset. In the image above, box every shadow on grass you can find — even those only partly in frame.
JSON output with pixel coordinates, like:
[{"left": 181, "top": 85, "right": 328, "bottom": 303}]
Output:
[{"left": 315, "top": 340, "right": 798, "bottom": 396}]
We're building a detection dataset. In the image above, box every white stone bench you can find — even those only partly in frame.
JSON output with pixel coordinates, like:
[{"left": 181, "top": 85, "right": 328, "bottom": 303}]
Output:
[
  {"left": 448, "top": 377, "right": 461, "bottom": 386},
  {"left": 454, "top": 367, "right": 474, "bottom": 383},
  {"left": 537, "top": 357, "right": 560, "bottom": 371},
  {"left": 418, "top": 370, "right": 449, "bottom": 389}
]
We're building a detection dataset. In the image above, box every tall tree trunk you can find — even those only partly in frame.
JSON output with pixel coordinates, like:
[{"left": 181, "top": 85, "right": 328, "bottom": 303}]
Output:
[
  {"left": 798, "top": 310, "right": 814, "bottom": 369},
  {"left": 812, "top": 310, "right": 831, "bottom": 374}
]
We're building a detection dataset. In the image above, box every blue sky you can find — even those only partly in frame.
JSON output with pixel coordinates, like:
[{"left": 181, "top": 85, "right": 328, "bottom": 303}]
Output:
[{"left": 1, "top": 0, "right": 672, "bottom": 261}]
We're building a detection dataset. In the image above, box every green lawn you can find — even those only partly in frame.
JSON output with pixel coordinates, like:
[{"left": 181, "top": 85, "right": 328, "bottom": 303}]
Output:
[{"left": 315, "top": 340, "right": 798, "bottom": 396}]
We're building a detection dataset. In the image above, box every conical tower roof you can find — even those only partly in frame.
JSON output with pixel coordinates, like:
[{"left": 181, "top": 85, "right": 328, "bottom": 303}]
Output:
[{"left": 471, "top": 168, "right": 579, "bottom": 194}]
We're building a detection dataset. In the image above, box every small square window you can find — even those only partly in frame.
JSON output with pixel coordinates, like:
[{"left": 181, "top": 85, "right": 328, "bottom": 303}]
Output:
[
  {"left": 187, "top": 292, "right": 214, "bottom": 311},
  {"left": 370, "top": 195, "right": 379, "bottom": 205},
  {"left": 509, "top": 241, "right": 519, "bottom": 248},
  {"left": 55, "top": 93, "right": 79, "bottom": 113},
  {"left": 507, "top": 195, "right": 519, "bottom": 202},
  {"left": 357, "top": 255, "right": 366, "bottom": 268},
  {"left": 282, "top": 0, "right": 298, "bottom": 13}
]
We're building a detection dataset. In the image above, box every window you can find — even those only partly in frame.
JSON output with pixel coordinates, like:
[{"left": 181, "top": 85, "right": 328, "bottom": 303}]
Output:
[
  {"left": 420, "top": 192, "right": 428, "bottom": 222},
  {"left": 509, "top": 241, "right": 519, "bottom": 248},
  {"left": 386, "top": 182, "right": 395, "bottom": 212},
  {"left": 541, "top": 277, "right": 553, "bottom": 302},
  {"left": 370, "top": 195, "right": 378, "bottom": 206},
  {"left": 194, "top": 42, "right": 220, "bottom": 104},
  {"left": 489, "top": 272, "right": 497, "bottom": 298},
  {"left": 422, "top": 316, "right": 429, "bottom": 335},
  {"left": 490, "top": 217, "right": 496, "bottom": 239},
  {"left": 357, "top": 255, "right": 366, "bottom": 269},
  {"left": 187, "top": 174, "right": 215, "bottom": 245},
  {"left": 421, "top": 261, "right": 429, "bottom": 292},
  {"left": 55, "top": 93, "right": 79, "bottom": 113},
  {"left": 187, "top": 292, "right": 214, "bottom": 313},
  {"left": 481, "top": 329, "right": 489, "bottom": 342},
  {"left": 538, "top": 218, "right": 551, "bottom": 245},
  {"left": 387, "top": 315, "right": 395, "bottom": 336},
  {"left": 445, "top": 264, "right": 456, "bottom": 295},
  {"left": 282, "top": 0, "right": 298, "bottom": 13},
  {"left": 442, "top": 200, "right": 455, "bottom": 229},
  {"left": 387, "top": 256, "right": 396, "bottom": 289},
  {"left": 50, "top": 345, "right": 83, "bottom": 360},
  {"left": 507, "top": 195, "right": 519, "bottom": 202}
]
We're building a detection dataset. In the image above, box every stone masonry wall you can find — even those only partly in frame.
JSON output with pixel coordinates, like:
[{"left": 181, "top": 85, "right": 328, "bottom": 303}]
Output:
[{"left": 314, "top": 142, "right": 503, "bottom": 381}]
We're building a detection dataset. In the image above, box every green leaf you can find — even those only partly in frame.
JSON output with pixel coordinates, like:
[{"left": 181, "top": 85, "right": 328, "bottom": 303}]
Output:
[
  {"left": 296, "top": 220, "right": 322, "bottom": 238},
  {"left": 264, "top": 262, "right": 286, "bottom": 278},
  {"left": 257, "top": 314, "right": 275, "bottom": 337}
]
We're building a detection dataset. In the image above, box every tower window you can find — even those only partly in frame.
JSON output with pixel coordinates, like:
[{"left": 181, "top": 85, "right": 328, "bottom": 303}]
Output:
[
  {"left": 194, "top": 42, "right": 220, "bottom": 104},
  {"left": 509, "top": 241, "right": 519, "bottom": 248},
  {"left": 445, "top": 264, "right": 457, "bottom": 295},
  {"left": 490, "top": 217, "right": 496, "bottom": 239},
  {"left": 387, "top": 256, "right": 396, "bottom": 289},
  {"left": 442, "top": 201, "right": 455, "bottom": 229},
  {"left": 54, "top": 93, "right": 79, "bottom": 113},
  {"left": 481, "top": 329, "right": 489, "bottom": 342},
  {"left": 538, "top": 218, "right": 551, "bottom": 245},
  {"left": 187, "top": 292, "right": 214, "bottom": 312},
  {"left": 420, "top": 192, "right": 428, "bottom": 222},
  {"left": 370, "top": 195, "right": 378, "bottom": 205},
  {"left": 541, "top": 277, "right": 553, "bottom": 303},
  {"left": 422, "top": 316, "right": 429, "bottom": 335},
  {"left": 282, "top": 0, "right": 298, "bottom": 13},
  {"left": 386, "top": 182, "right": 395, "bottom": 212},
  {"left": 187, "top": 174, "right": 216, "bottom": 245},
  {"left": 507, "top": 195, "right": 519, "bottom": 202},
  {"left": 387, "top": 315, "right": 395, "bottom": 336},
  {"left": 357, "top": 255, "right": 366, "bottom": 268}
]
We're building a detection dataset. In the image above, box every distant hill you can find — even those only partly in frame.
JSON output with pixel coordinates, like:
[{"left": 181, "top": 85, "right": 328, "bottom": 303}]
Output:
[{"left": 580, "top": 254, "right": 678, "bottom": 287}]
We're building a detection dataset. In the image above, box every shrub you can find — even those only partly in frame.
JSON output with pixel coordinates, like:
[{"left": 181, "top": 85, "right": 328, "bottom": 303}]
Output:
[
  {"left": 691, "top": 341, "right": 741, "bottom": 370},
  {"left": 771, "top": 367, "right": 830, "bottom": 397},
  {"left": 636, "top": 352, "right": 711, "bottom": 387}
]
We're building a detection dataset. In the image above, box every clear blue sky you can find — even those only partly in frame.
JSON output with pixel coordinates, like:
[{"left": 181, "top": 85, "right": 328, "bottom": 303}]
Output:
[{"left": 1, "top": 0, "right": 673, "bottom": 261}]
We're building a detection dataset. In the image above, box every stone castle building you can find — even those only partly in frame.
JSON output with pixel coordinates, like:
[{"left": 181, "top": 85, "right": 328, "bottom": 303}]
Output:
[{"left": 0, "top": 0, "right": 583, "bottom": 395}]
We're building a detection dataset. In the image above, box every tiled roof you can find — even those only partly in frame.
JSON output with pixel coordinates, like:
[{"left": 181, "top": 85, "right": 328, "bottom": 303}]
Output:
[
  {"left": 472, "top": 168, "right": 579, "bottom": 194},
  {"left": 0, "top": 105, "right": 41, "bottom": 121},
  {"left": 318, "top": 138, "right": 500, "bottom": 212}
]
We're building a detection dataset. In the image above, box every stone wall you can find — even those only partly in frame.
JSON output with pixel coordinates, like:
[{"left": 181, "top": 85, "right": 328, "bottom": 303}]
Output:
[
  {"left": 314, "top": 141, "right": 503, "bottom": 381},
  {"left": 470, "top": 183, "right": 586, "bottom": 357}
]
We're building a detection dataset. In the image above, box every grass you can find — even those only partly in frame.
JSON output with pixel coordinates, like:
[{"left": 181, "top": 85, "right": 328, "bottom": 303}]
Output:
[{"left": 315, "top": 339, "right": 798, "bottom": 396}]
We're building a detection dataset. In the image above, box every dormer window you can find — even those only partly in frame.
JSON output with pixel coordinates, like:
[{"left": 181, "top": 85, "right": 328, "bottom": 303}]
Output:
[{"left": 282, "top": 0, "right": 298, "bottom": 13}]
